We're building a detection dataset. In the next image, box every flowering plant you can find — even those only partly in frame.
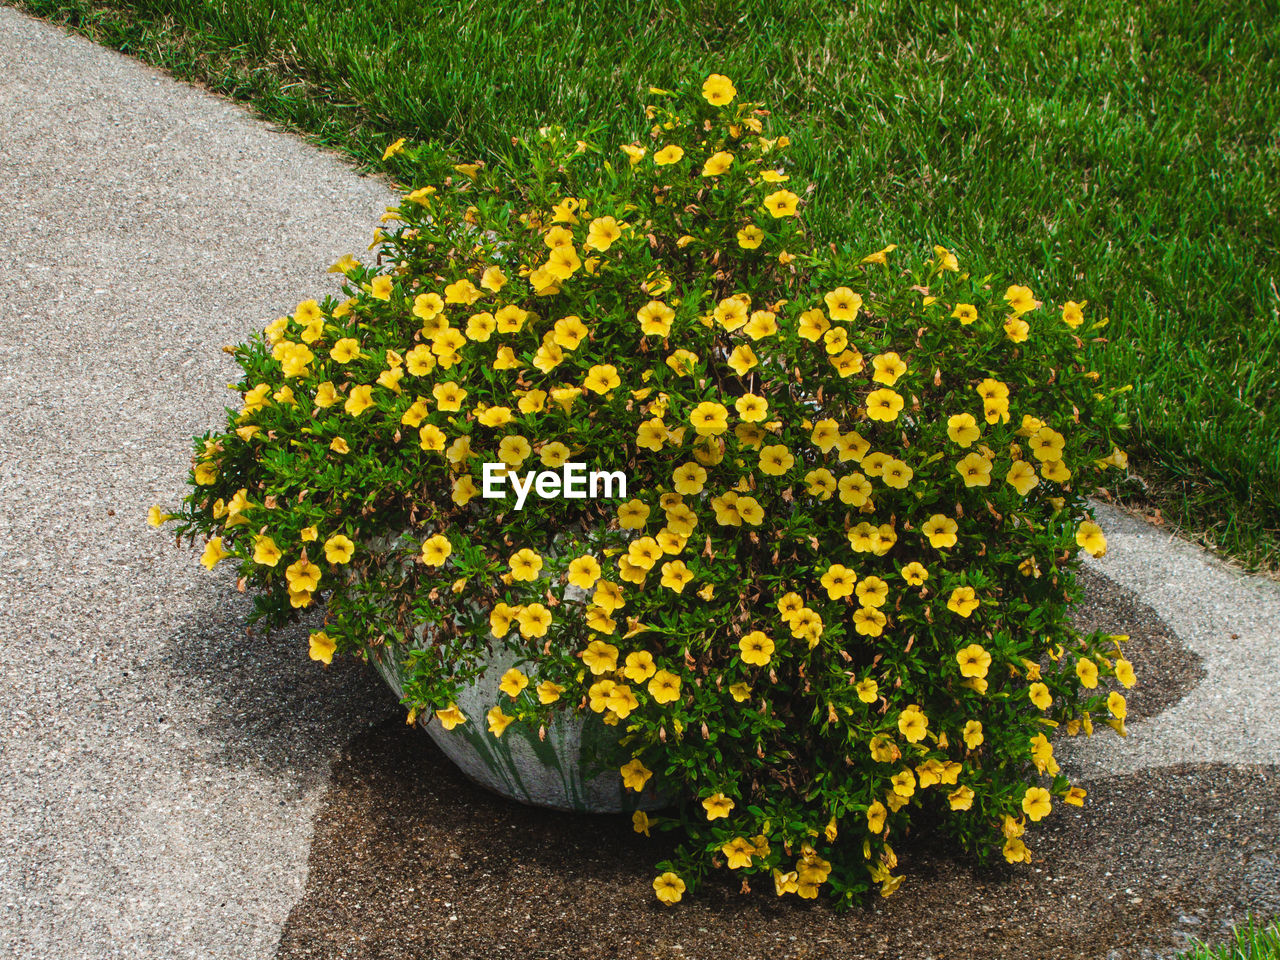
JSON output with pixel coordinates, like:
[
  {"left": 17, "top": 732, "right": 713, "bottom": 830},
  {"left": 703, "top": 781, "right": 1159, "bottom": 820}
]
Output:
[{"left": 158, "top": 73, "right": 1135, "bottom": 905}]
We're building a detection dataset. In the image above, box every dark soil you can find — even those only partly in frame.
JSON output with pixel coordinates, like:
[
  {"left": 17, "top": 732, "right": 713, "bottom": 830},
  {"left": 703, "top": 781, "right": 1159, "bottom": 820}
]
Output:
[{"left": 276, "top": 572, "right": 1272, "bottom": 960}]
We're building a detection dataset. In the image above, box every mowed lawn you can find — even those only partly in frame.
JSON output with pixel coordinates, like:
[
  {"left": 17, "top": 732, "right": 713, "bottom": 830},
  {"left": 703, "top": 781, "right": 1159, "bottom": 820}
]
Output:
[{"left": 17, "top": 0, "right": 1280, "bottom": 566}]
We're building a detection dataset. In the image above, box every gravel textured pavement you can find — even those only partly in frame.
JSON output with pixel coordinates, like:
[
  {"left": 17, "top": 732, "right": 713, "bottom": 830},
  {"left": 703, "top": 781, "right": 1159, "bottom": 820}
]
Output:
[
  {"left": 1061, "top": 501, "right": 1280, "bottom": 776},
  {"left": 0, "top": 7, "right": 399, "bottom": 958},
  {"left": 0, "top": 5, "right": 1277, "bottom": 959}
]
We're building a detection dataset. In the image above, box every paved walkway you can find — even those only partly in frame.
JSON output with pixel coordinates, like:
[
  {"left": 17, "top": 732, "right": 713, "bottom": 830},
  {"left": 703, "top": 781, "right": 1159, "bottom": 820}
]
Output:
[
  {"left": 0, "top": 8, "right": 397, "bottom": 958},
  {"left": 0, "top": 6, "right": 1276, "bottom": 958}
]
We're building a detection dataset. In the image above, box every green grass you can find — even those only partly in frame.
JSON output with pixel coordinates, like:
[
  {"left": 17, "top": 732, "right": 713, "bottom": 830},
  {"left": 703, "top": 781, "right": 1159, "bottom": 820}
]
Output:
[
  {"left": 10, "top": 0, "right": 1280, "bottom": 568},
  {"left": 1180, "top": 919, "right": 1280, "bottom": 960}
]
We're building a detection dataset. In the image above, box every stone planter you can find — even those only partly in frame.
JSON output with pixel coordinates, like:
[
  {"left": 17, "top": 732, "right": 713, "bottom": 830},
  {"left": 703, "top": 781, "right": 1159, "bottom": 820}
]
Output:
[{"left": 368, "top": 635, "right": 669, "bottom": 814}]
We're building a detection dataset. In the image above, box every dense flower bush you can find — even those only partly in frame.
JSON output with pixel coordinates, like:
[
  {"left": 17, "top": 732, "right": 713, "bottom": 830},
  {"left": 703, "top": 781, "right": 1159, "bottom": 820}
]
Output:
[{"left": 157, "top": 74, "right": 1137, "bottom": 905}]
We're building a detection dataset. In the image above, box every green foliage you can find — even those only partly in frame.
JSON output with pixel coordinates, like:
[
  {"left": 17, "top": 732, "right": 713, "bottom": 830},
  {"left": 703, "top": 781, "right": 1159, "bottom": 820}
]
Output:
[
  {"left": 167, "top": 77, "right": 1137, "bottom": 904},
  {"left": 1179, "top": 919, "right": 1280, "bottom": 960},
  {"left": 19, "top": 0, "right": 1280, "bottom": 569}
]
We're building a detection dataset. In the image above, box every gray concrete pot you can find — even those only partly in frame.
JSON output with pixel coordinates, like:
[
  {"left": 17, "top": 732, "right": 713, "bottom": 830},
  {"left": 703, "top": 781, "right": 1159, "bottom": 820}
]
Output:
[{"left": 368, "top": 633, "right": 670, "bottom": 814}]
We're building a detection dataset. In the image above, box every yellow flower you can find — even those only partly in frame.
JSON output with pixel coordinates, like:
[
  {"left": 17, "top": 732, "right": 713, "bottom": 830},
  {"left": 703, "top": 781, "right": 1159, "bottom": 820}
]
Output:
[
  {"left": 866, "top": 800, "right": 887, "bottom": 833},
  {"left": 487, "top": 705, "right": 515, "bottom": 738},
  {"left": 948, "top": 785, "right": 974, "bottom": 811},
  {"left": 444, "top": 278, "right": 481, "bottom": 305},
  {"left": 1115, "top": 658, "right": 1137, "bottom": 688},
  {"left": 345, "top": 384, "right": 375, "bottom": 416},
  {"left": 648, "top": 669, "right": 682, "bottom": 704},
  {"left": 659, "top": 560, "right": 693, "bottom": 593},
  {"left": 853, "top": 677, "right": 878, "bottom": 704},
  {"left": 759, "top": 444, "right": 794, "bottom": 476},
  {"left": 299, "top": 525, "right": 317, "bottom": 542},
  {"left": 517, "top": 603, "right": 552, "bottom": 638},
  {"left": 861, "top": 244, "right": 897, "bottom": 265},
  {"left": 1003, "top": 836, "right": 1032, "bottom": 864},
  {"left": 853, "top": 605, "right": 886, "bottom": 637},
  {"left": 762, "top": 188, "right": 799, "bottom": 218},
  {"left": 838, "top": 473, "right": 872, "bottom": 507},
  {"left": 314, "top": 382, "right": 340, "bottom": 408},
  {"left": 1108, "top": 691, "right": 1128, "bottom": 719},
  {"left": 1076, "top": 520, "right": 1107, "bottom": 557},
  {"left": 948, "top": 586, "right": 980, "bottom": 618},
  {"left": 1029, "top": 682, "right": 1052, "bottom": 710},
  {"left": 920, "top": 514, "right": 957, "bottom": 550},
  {"left": 620, "top": 143, "right": 646, "bottom": 166},
  {"left": 672, "top": 462, "right": 708, "bottom": 495},
  {"left": 323, "top": 534, "right": 355, "bottom": 564},
  {"left": 653, "top": 872, "right": 685, "bottom": 905},
  {"left": 308, "top": 630, "right": 336, "bottom": 666},
  {"left": 1006, "top": 460, "right": 1039, "bottom": 496},
  {"left": 537, "top": 681, "right": 564, "bottom": 704},
  {"left": 497, "top": 668, "right": 529, "bottom": 699},
  {"left": 654, "top": 145, "right": 684, "bottom": 165},
  {"left": 1041, "top": 459, "right": 1072, "bottom": 483},
  {"left": 1022, "top": 786, "right": 1052, "bottom": 821},
  {"left": 1004, "top": 316, "right": 1030, "bottom": 342},
  {"left": 435, "top": 703, "right": 466, "bottom": 730},
  {"left": 898, "top": 706, "right": 928, "bottom": 743},
  {"left": 568, "top": 554, "right": 602, "bottom": 589},
  {"left": 901, "top": 562, "right": 928, "bottom": 586},
  {"left": 727, "top": 344, "right": 758, "bottom": 376},
  {"left": 951, "top": 303, "right": 978, "bottom": 324},
  {"left": 1004, "top": 284, "right": 1041, "bottom": 314},
  {"left": 963, "top": 720, "right": 984, "bottom": 749},
  {"left": 476, "top": 405, "right": 513, "bottom": 428},
  {"left": 582, "top": 639, "right": 620, "bottom": 675},
  {"left": 418, "top": 425, "right": 446, "bottom": 452},
  {"left": 381, "top": 137, "right": 406, "bottom": 161},
  {"left": 890, "top": 770, "right": 916, "bottom": 797},
  {"left": 744, "top": 309, "right": 778, "bottom": 340},
  {"left": 328, "top": 254, "right": 361, "bottom": 275},
  {"left": 1061, "top": 300, "right": 1086, "bottom": 329},
  {"left": 690, "top": 401, "right": 729, "bottom": 436},
  {"left": 956, "top": 452, "right": 993, "bottom": 487},
  {"left": 933, "top": 245, "right": 959, "bottom": 271},
  {"left": 251, "top": 535, "right": 281, "bottom": 567},
  {"left": 956, "top": 643, "right": 991, "bottom": 678},
  {"left": 722, "top": 837, "right": 756, "bottom": 870},
  {"left": 1029, "top": 426, "right": 1065, "bottom": 462},
  {"left": 729, "top": 682, "right": 752, "bottom": 703},
  {"left": 737, "top": 224, "right": 764, "bottom": 249},
  {"left": 583, "top": 363, "right": 621, "bottom": 394},
  {"left": 865, "top": 388, "right": 904, "bottom": 422},
  {"left": 872, "top": 352, "right": 908, "bottom": 386},
  {"left": 412, "top": 292, "right": 444, "bottom": 322},
  {"left": 701, "top": 73, "right": 737, "bottom": 105},
  {"left": 820, "top": 563, "right": 858, "bottom": 600},
  {"left": 489, "top": 602, "right": 517, "bottom": 639},
  {"left": 509, "top": 547, "right": 543, "bottom": 581},
  {"left": 702, "top": 792, "right": 735, "bottom": 819},
  {"left": 420, "top": 534, "right": 452, "bottom": 567},
  {"left": 1075, "top": 657, "right": 1099, "bottom": 688},
  {"left": 701, "top": 151, "right": 734, "bottom": 176},
  {"left": 739, "top": 630, "right": 774, "bottom": 666},
  {"left": 479, "top": 265, "right": 507, "bottom": 292},
  {"left": 581, "top": 215, "right": 622, "bottom": 252},
  {"left": 849, "top": 576, "right": 885, "bottom": 610},
  {"left": 370, "top": 275, "right": 394, "bottom": 301},
  {"left": 285, "top": 557, "right": 321, "bottom": 593},
  {"left": 620, "top": 758, "right": 653, "bottom": 791},
  {"left": 947, "top": 413, "right": 981, "bottom": 447}
]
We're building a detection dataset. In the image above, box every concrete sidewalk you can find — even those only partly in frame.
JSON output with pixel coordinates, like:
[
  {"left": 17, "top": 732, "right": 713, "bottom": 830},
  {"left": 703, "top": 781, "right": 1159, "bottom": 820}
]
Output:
[
  {"left": 0, "top": 7, "right": 398, "bottom": 958},
  {"left": 0, "top": 6, "right": 1277, "bottom": 958}
]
